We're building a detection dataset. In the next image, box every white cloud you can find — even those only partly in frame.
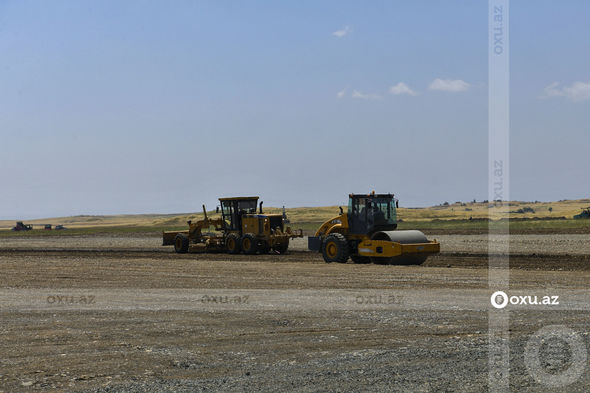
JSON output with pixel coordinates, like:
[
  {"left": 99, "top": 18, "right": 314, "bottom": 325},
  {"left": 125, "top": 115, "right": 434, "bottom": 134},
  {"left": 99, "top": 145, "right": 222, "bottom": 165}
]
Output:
[
  {"left": 389, "top": 82, "right": 417, "bottom": 96},
  {"left": 540, "top": 81, "right": 590, "bottom": 102},
  {"left": 541, "top": 82, "right": 563, "bottom": 98},
  {"left": 429, "top": 78, "right": 470, "bottom": 92},
  {"left": 351, "top": 90, "right": 382, "bottom": 100},
  {"left": 332, "top": 26, "right": 351, "bottom": 38},
  {"left": 336, "top": 88, "right": 346, "bottom": 98}
]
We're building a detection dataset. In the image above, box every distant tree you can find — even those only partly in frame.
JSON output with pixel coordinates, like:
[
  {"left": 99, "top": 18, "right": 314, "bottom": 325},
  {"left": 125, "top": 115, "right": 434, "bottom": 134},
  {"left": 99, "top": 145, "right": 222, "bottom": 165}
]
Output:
[
  {"left": 548, "top": 207, "right": 553, "bottom": 213},
  {"left": 443, "top": 201, "right": 449, "bottom": 206}
]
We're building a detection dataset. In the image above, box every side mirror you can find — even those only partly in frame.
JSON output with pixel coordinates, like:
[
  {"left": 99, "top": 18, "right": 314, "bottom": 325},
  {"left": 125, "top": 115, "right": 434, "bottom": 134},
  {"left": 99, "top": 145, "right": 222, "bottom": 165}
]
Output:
[
  {"left": 216, "top": 206, "right": 219, "bottom": 213},
  {"left": 396, "top": 200, "right": 399, "bottom": 208}
]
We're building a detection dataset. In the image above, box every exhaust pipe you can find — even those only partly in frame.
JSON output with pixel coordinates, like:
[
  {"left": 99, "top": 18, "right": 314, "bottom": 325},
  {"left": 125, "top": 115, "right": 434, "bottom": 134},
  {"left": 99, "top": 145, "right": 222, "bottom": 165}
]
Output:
[{"left": 259, "top": 201, "right": 263, "bottom": 214}]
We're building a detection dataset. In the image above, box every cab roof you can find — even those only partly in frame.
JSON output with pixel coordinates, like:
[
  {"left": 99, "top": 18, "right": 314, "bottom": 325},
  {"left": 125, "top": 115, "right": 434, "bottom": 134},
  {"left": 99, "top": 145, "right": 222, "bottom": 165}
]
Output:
[
  {"left": 349, "top": 193, "right": 394, "bottom": 198},
  {"left": 218, "top": 196, "right": 259, "bottom": 202}
]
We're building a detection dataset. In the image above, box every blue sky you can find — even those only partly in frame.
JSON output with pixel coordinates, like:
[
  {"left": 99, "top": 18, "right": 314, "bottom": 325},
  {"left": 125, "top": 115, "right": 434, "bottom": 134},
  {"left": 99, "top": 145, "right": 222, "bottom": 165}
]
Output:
[{"left": 1, "top": 1, "right": 589, "bottom": 219}]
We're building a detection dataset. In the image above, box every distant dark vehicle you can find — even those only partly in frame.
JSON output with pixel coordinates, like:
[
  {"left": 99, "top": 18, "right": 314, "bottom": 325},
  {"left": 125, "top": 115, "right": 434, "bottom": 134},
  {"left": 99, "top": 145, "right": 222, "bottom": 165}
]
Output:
[
  {"left": 54, "top": 225, "right": 66, "bottom": 230},
  {"left": 11, "top": 221, "right": 33, "bottom": 231},
  {"left": 574, "top": 207, "right": 590, "bottom": 219},
  {"left": 44, "top": 224, "right": 52, "bottom": 230}
]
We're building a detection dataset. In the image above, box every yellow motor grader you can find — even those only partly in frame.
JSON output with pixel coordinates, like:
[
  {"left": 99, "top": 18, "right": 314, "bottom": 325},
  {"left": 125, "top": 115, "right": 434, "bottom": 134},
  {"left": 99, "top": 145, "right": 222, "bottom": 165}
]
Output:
[
  {"left": 163, "top": 196, "right": 302, "bottom": 255},
  {"left": 308, "top": 192, "right": 440, "bottom": 264}
]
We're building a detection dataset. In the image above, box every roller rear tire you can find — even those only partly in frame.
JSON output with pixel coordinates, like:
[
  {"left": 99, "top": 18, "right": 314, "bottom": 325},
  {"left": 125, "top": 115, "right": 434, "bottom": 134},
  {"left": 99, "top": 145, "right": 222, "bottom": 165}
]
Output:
[{"left": 322, "top": 233, "right": 349, "bottom": 263}]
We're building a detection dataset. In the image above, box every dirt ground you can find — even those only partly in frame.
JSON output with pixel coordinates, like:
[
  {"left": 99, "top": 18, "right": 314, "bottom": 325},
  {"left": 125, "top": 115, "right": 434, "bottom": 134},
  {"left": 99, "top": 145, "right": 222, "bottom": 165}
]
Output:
[
  {"left": 3, "top": 234, "right": 590, "bottom": 255},
  {"left": 1, "top": 234, "right": 590, "bottom": 392}
]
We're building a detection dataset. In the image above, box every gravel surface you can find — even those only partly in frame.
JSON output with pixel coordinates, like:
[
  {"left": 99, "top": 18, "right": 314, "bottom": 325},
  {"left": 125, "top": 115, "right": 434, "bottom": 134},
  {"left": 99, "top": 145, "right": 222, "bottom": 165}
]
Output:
[
  {"left": 436, "top": 234, "right": 590, "bottom": 255},
  {"left": 1, "top": 234, "right": 590, "bottom": 392},
  {"left": 2, "top": 234, "right": 590, "bottom": 255}
]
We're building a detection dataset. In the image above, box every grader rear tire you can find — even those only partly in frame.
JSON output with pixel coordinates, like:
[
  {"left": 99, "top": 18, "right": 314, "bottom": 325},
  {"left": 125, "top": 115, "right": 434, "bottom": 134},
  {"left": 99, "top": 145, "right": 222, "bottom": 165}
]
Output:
[
  {"left": 322, "top": 233, "right": 349, "bottom": 263},
  {"left": 226, "top": 233, "right": 241, "bottom": 254},
  {"left": 273, "top": 240, "right": 289, "bottom": 254},
  {"left": 241, "top": 233, "right": 258, "bottom": 255},
  {"left": 259, "top": 241, "right": 271, "bottom": 254}
]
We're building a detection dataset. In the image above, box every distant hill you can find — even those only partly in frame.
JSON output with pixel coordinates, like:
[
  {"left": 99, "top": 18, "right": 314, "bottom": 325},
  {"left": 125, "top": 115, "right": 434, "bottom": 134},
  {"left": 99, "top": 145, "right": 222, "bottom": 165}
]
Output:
[{"left": 1, "top": 199, "right": 589, "bottom": 230}]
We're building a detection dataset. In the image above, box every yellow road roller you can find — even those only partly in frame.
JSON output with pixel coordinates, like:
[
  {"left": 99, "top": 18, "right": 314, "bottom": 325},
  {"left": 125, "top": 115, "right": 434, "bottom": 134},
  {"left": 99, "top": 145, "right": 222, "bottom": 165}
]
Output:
[{"left": 308, "top": 192, "right": 440, "bottom": 264}]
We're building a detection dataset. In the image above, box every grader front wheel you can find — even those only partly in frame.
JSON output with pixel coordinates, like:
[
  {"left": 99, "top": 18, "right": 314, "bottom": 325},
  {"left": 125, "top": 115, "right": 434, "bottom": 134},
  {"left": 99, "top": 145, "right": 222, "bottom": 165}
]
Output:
[{"left": 174, "top": 234, "right": 189, "bottom": 254}]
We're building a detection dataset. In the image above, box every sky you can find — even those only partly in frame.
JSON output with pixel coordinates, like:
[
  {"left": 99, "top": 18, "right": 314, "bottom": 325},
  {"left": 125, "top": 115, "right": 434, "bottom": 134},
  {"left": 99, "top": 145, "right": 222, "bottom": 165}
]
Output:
[{"left": 1, "top": 0, "right": 589, "bottom": 219}]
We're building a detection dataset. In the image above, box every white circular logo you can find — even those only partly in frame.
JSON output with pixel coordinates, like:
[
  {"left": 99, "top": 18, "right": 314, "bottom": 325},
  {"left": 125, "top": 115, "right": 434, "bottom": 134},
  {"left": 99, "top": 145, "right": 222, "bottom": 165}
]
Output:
[{"left": 491, "top": 291, "right": 508, "bottom": 309}]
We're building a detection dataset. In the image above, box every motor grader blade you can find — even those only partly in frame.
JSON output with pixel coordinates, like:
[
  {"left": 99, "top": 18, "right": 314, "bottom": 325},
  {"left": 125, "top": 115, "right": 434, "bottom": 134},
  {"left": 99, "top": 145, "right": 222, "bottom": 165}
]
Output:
[{"left": 162, "top": 230, "right": 188, "bottom": 246}]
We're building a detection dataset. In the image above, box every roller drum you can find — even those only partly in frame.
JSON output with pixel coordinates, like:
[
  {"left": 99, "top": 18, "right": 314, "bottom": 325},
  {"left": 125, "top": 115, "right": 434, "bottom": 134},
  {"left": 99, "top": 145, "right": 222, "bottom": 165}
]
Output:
[{"left": 370, "top": 230, "right": 430, "bottom": 265}]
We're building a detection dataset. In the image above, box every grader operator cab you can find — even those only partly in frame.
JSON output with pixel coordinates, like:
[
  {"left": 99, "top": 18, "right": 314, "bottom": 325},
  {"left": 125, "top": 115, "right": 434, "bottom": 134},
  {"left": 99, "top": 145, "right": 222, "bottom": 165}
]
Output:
[
  {"left": 308, "top": 192, "right": 440, "bottom": 264},
  {"left": 162, "top": 196, "right": 302, "bottom": 255}
]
